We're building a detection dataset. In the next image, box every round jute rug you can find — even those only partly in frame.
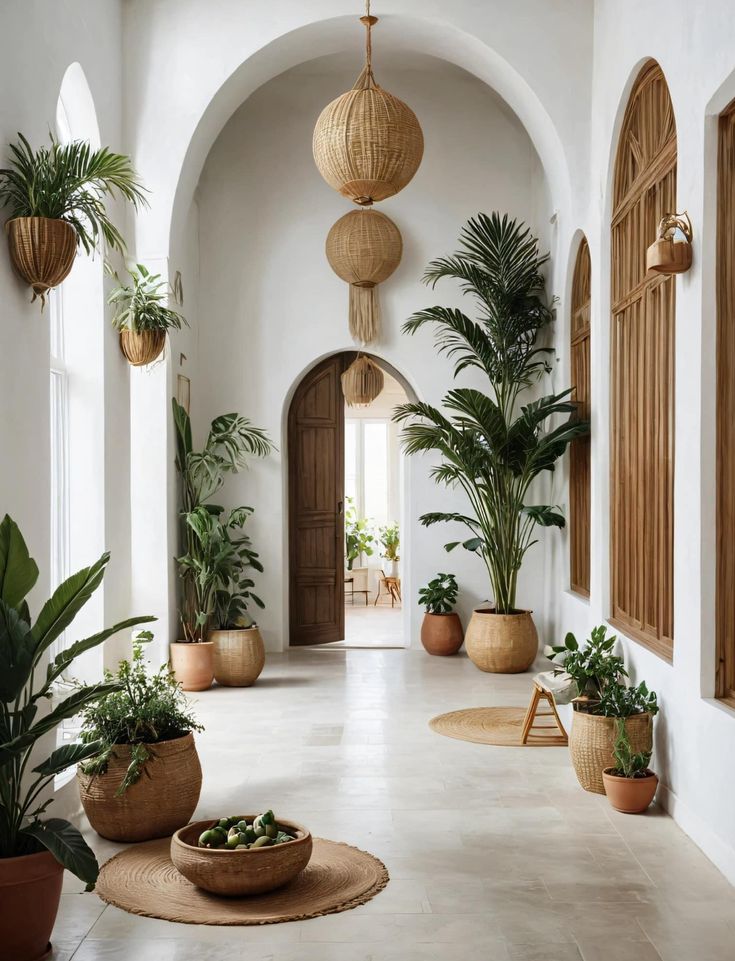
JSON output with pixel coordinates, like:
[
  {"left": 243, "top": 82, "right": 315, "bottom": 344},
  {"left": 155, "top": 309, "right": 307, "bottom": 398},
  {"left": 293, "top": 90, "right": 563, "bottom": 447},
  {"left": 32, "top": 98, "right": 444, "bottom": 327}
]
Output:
[
  {"left": 96, "top": 837, "right": 388, "bottom": 925},
  {"left": 429, "top": 706, "right": 563, "bottom": 746}
]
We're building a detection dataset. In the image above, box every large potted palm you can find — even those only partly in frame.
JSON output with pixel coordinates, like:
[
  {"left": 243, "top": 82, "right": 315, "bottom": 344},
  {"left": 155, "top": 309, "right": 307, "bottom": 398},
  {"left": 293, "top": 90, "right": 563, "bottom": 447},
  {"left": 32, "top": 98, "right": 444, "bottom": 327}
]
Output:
[
  {"left": 396, "top": 213, "right": 588, "bottom": 673},
  {"left": 0, "top": 514, "right": 153, "bottom": 961}
]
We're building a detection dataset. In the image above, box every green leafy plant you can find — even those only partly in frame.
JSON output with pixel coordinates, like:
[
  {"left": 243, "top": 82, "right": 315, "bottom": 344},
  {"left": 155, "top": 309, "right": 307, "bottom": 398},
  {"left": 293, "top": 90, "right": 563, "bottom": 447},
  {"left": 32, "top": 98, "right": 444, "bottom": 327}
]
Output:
[
  {"left": 172, "top": 399, "right": 273, "bottom": 641},
  {"left": 0, "top": 133, "right": 147, "bottom": 254},
  {"left": 379, "top": 522, "right": 400, "bottom": 563},
  {"left": 0, "top": 514, "right": 154, "bottom": 887},
  {"left": 344, "top": 497, "right": 375, "bottom": 571},
  {"left": 79, "top": 632, "right": 202, "bottom": 795},
  {"left": 598, "top": 680, "right": 659, "bottom": 719},
  {"left": 418, "top": 573, "right": 458, "bottom": 614},
  {"left": 394, "top": 213, "right": 589, "bottom": 614},
  {"left": 548, "top": 625, "right": 628, "bottom": 703},
  {"left": 609, "top": 720, "right": 653, "bottom": 779},
  {"left": 107, "top": 263, "right": 187, "bottom": 332}
]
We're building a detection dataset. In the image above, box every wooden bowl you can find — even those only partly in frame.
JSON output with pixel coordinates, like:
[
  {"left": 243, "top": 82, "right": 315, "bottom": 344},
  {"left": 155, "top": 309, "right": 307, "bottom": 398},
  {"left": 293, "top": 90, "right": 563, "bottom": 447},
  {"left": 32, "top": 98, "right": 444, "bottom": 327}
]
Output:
[{"left": 171, "top": 817, "right": 312, "bottom": 896}]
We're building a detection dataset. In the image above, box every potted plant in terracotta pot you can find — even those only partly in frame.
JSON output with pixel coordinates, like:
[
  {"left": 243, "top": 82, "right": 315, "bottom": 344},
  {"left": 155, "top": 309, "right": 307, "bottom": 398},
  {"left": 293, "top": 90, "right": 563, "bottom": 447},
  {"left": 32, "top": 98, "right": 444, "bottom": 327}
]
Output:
[
  {"left": 172, "top": 399, "right": 273, "bottom": 690},
  {"left": 379, "top": 522, "right": 400, "bottom": 577},
  {"left": 108, "top": 262, "right": 187, "bottom": 366},
  {"left": 418, "top": 572, "right": 463, "bottom": 655},
  {"left": 0, "top": 133, "right": 146, "bottom": 305},
  {"left": 602, "top": 720, "right": 658, "bottom": 814},
  {"left": 0, "top": 514, "right": 153, "bottom": 961},
  {"left": 396, "top": 212, "right": 588, "bottom": 673},
  {"left": 77, "top": 632, "right": 204, "bottom": 842},
  {"left": 344, "top": 497, "right": 375, "bottom": 572}
]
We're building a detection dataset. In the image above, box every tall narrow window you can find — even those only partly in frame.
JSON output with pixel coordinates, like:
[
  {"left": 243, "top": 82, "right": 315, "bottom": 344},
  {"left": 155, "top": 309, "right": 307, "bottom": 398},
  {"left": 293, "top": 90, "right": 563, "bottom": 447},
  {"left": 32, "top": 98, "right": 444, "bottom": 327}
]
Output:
[
  {"left": 716, "top": 99, "right": 735, "bottom": 704},
  {"left": 50, "top": 293, "right": 70, "bottom": 632},
  {"left": 570, "top": 236, "right": 591, "bottom": 596},
  {"left": 610, "top": 61, "right": 676, "bottom": 660}
]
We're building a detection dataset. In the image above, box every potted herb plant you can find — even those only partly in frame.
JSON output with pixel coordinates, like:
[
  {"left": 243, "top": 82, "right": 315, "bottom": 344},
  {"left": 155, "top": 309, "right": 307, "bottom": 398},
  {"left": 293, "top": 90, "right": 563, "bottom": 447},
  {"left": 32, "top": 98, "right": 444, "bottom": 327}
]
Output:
[
  {"left": 76, "top": 632, "right": 204, "bottom": 842},
  {"left": 548, "top": 625, "right": 659, "bottom": 794},
  {"left": 0, "top": 515, "right": 153, "bottom": 961},
  {"left": 396, "top": 213, "right": 588, "bottom": 673},
  {"left": 602, "top": 720, "right": 658, "bottom": 814},
  {"left": 108, "top": 263, "right": 187, "bottom": 366},
  {"left": 344, "top": 497, "right": 375, "bottom": 571},
  {"left": 0, "top": 133, "right": 146, "bottom": 306},
  {"left": 418, "top": 573, "right": 463, "bottom": 656},
  {"left": 172, "top": 399, "right": 273, "bottom": 691},
  {"left": 379, "top": 522, "right": 400, "bottom": 577}
]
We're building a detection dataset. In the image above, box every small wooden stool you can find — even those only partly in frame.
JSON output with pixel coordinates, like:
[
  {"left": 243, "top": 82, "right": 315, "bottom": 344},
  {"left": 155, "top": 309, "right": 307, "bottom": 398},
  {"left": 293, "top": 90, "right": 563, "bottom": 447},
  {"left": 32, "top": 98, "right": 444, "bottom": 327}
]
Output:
[{"left": 520, "top": 680, "right": 568, "bottom": 746}]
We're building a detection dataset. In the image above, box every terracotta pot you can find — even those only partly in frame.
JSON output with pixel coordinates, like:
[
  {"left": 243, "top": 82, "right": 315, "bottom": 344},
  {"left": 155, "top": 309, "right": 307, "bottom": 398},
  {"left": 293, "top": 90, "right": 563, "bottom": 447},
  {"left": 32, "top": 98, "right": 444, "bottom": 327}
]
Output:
[
  {"left": 119, "top": 329, "right": 166, "bottom": 366},
  {"left": 420, "top": 612, "right": 463, "bottom": 656},
  {"left": 0, "top": 849, "right": 63, "bottom": 961},
  {"left": 5, "top": 216, "right": 76, "bottom": 304},
  {"left": 211, "top": 627, "right": 266, "bottom": 686},
  {"left": 169, "top": 640, "right": 214, "bottom": 691},
  {"left": 77, "top": 732, "right": 202, "bottom": 842},
  {"left": 602, "top": 768, "right": 658, "bottom": 813},
  {"left": 464, "top": 608, "right": 537, "bottom": 673},
  {"left": 569, "top": 712, "right": 653, "bottom": 795}
]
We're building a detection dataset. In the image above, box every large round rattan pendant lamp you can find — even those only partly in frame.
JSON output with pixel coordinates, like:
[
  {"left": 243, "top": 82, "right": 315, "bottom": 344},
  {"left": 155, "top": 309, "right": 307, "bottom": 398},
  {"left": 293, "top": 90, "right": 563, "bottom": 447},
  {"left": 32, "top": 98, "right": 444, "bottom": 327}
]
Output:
[
  {"left": 313, "top": 3, "right": 424, "bottom": 206},
  {"left": 341, "top": 354, "right": 384, "bottom": 407},
  {"left": 326, "top": 208, "right": 402, "bottom": 344}
]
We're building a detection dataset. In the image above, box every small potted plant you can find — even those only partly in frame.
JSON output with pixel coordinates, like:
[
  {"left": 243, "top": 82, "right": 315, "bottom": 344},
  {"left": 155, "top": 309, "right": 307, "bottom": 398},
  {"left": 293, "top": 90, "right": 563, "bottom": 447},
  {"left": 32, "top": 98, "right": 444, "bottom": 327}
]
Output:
[
  {"left": 344, "top": 497, "right": 375, "bottom": 571},
  {"left": 379, "top": 522, "right": 400, "bottom": 577},
  {"left": 0, "top": 515, "right": 153, "bottom": 961},
  {"left": 108, "top": 263, "right": 187, "bottom": 366},
  {"left": 0, "top": 133, "right": 146, "bottom": 305},
  {"left": 602, "top": 720, "right": 658, "bottom": 814},
  {"left": 418, "top": 573, "right": 464, "bottom": 655}
]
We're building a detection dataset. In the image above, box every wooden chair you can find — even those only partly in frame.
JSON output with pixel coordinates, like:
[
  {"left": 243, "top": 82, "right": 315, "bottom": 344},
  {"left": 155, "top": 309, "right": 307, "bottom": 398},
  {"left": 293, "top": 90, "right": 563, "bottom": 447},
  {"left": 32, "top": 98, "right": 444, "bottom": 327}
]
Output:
[
  {"left": 374, "top": 570, "right": 401, "bottom": 607},
  {"left": 520, "top": 679, "right": 569, "bottom": 746}
]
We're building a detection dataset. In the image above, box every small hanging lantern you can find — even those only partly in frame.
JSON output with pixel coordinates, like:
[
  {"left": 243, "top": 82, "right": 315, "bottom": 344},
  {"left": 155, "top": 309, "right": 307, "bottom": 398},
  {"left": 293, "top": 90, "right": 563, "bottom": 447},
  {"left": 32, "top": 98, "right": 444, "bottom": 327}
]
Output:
[
  {"left": 326, "top": 209, "right": 402, "bottom": 344},
  {"left": 646, "top": 211, "right": 693, "bottom": 274},
  {"left": 341, "top": 354, "right": 385, "bottom": 407},
  {"left": 312, "top": 3, "right": 424, "bottom": 206}
]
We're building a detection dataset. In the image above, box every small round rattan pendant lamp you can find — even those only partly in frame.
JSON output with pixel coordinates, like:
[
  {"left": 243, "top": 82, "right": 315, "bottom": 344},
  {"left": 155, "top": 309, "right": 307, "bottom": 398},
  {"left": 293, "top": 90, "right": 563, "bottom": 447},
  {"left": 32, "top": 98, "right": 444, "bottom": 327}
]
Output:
[
  {"left": 313, "top": 3, "right": 424, "bottom": 206},
  {"left": 326, "top": 208, "right": 402, "bottom": 344},
  {"left": 341, "top": 354, "right": 384, "bottom": 407}
]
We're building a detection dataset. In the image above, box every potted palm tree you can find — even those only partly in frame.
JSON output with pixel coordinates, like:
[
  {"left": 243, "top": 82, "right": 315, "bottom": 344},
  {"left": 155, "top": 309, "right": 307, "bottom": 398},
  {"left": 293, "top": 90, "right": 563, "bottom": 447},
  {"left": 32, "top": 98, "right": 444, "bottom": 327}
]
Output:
[
  {"left": 0, "top": 133, "right": 146, "bottom": 305},
  {"left": 0, "top": 514, "right": 153, "bottom": 961},
  {"left": 172, "top": 399, "right": 273, "bottom": 691},
  {"left": 108, "top": 263, "right": 187, "bottom": 366},
  {"left": 418, "top": 573, "right": 463, "bottom": 655},
  {"left": 395, "top": 212, "right": 588, "bottom": 673}
]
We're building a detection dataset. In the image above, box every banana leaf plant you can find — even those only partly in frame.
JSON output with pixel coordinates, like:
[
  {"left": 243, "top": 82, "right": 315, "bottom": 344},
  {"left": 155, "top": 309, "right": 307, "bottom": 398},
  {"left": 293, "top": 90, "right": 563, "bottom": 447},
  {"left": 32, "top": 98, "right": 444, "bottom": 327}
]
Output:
[
  {"left": 395, "top": 213, "right": 590, "bottom": 614},
  {"left": 0, "top": 515, "right": 154, "bottom": 887}
]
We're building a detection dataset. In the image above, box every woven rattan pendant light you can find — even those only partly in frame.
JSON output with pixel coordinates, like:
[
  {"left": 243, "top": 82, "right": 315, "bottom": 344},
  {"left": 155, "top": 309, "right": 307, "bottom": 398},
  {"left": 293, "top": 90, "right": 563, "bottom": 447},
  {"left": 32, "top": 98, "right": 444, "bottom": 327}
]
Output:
[
  {"left": 341, "top": 354, "right": 385, "bottom": 407},
  {"left": 326, "top": 208, "right": 402, "bottom": 344},
  {"left": 313, "top": 3, "right": 424, "bottom": 206}
]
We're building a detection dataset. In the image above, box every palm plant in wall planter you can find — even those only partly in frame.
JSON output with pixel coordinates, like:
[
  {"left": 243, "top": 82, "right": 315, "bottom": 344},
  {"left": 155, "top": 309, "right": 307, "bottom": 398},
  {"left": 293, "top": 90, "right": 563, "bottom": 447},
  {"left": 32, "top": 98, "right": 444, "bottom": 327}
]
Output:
[
  {"left": 172, "top": 399, "right": 273, "bottom": 691},
  {"left": 0, "top": 133, "right": 146, "bottom": 306},
  {"left": 395, "top": 212, "right": 589, "bottom": 673},
  {"left": 108, "top": 263, "right": 187, "bottom": 366}
]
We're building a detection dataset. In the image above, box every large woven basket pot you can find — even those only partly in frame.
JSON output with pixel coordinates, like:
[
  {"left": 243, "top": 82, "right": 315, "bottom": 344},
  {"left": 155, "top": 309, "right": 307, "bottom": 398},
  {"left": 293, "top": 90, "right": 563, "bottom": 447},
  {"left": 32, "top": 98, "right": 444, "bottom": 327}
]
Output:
[
  {"left": 464, "top": 608, "right": 537, "bottom": 673},
  {"left": 6, "top": 216, "right": 77, "bottom": 302},
  {"left": 570, "top": 712, "right": 653, "bottom": 795},
  {"left": 211, "top": 627, "right": 266, "bottom": 687},
  {"left": 119, "top": 329, "right": 166, "bottom": 366},
  {"left": 0, "top": 850, "right": 63, "bottom": 961},
  {"left": 77, "top": 732, "right": 202, "bottom": 842},
  {"left": 420, "top": 612, "right": 463, "bottom": 656},
  {"left": 170, "top": 641, "right": 214, "bottom": 691}
]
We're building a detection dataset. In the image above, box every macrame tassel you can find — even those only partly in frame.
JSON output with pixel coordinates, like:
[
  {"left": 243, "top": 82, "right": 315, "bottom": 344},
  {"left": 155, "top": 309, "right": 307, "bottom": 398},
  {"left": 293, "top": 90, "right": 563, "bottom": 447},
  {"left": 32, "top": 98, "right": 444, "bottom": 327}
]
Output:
[{"left": 349, "top": 283, "right": 380, "bottom": 345}]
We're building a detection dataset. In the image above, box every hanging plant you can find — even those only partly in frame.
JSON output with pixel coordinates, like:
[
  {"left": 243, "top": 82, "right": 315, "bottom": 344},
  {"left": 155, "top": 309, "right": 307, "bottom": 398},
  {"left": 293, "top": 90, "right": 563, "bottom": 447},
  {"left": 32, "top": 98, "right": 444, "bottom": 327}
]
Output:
[{"left": 108, "top": 263, "right": 187, "bottom": 366}]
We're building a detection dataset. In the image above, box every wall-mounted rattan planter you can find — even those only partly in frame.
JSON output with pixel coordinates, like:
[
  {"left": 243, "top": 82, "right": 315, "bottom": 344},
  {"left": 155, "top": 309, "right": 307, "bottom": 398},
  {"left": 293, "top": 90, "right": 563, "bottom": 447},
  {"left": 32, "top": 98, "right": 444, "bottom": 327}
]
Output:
[
  {"left": 211, "top": 627, "right": 266, "bottom": 687},
  {"left": 119, "top": 329, "right": 166, "bottom": 366},
  {"left": 569, "top": 711, "right": 653, "bottom": 795},
  {"left": 5, "top": 216, "right": 76, "bottom": 304},
  {"left": 464, "top": 608, "right": 538, "bottom": 673}
]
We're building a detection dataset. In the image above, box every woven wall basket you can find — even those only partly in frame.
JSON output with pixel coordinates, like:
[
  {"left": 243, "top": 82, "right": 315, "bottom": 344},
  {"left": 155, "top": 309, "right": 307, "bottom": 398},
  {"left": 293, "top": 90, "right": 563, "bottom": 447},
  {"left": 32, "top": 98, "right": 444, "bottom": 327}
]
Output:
[
  {"left": 326, "top": 209, "right": 402, "bottom": 344},
  {"left": 119, "top": 329, "right": 166, "bottom": 366},
  {"left": 5, "top": 216, "right": 77, "bottom": 305},
  {"left": 341, "top": 354, "right": 384, "bottom": 407},
  {"left": 569, "top": 711, "right": 653, "bottom": 795}
]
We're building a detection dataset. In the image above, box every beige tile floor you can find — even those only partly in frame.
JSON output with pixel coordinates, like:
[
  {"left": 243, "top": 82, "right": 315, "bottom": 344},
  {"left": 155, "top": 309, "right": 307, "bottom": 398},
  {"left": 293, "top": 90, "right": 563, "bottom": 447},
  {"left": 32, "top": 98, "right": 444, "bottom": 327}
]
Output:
[
  {"left": 328, "top": 603, "right": 405, "bottom": 648},
  {"left": 56, "top": 648, "right": 735, "bottom": 960}
]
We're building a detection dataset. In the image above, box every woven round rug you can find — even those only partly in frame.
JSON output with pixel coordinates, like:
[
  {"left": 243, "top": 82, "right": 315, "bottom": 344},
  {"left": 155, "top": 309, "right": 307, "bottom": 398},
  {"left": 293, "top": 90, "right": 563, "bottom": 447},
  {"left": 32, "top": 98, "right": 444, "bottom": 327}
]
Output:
[
  {"left": 96, "top": 837, "right": 388, "bottom": 925},
  {"left": 429, "top": 706, "right": 563, "bottom": 746}
]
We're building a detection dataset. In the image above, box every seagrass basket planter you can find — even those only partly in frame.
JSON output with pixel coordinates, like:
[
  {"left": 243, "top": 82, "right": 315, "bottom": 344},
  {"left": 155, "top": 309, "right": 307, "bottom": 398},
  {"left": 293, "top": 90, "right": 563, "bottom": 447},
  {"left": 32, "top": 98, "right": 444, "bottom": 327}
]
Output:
[
  {"left": 211, "top": 626, "right": 266, "bottom": 687},
  {"left": 464, "top": 608, "right": 538, "bottom": 673},
  {"left": 569, "top": 711, "right": 653, "bottom": 795},
  {"left": 119, "top": 329, "right": 166, "bottom": 366},
  {"left": 77, "top": 732, "right": 202, "bottom": 842},
  {"left": 341, "top": 354, "right": 384, "bottom": 407},
  {"left": 5, "top": 216, "right": 76, "bottom": 304}
]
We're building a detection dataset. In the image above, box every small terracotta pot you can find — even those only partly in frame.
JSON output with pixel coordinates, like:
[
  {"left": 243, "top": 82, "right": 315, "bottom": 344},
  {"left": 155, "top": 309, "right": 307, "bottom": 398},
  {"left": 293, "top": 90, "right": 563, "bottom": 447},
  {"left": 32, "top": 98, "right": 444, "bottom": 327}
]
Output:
[
  {"left": 170, "top": 641, "right": 214, "bottom": 691},
  {"left": 420, "top": 612, "right": 463, "bottom": 656},
  {"left": 119, "top": 329, "right": 166, "bottom": 366},
  {"left": 602, "top": 768, "right": 658, "bottom": 814},
  {"left": 211, "top": 627, "right": 266, "bottom": 686},
  {"left": 0, "top": 849, "right": 63, "bottom": 961},
  {"left": 464, "top": 608, "right": 537, "bottom": 673}
]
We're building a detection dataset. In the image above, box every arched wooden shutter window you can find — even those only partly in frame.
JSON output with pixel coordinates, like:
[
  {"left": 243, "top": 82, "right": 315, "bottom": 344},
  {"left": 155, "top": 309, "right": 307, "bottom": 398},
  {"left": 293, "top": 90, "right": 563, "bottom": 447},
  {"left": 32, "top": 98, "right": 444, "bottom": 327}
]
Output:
[
  {"left": 610, "top": 61, "right": 676, "bottom": 659},
  {"left": 570, "top": 237, "right": 591, "bottom": 596}
]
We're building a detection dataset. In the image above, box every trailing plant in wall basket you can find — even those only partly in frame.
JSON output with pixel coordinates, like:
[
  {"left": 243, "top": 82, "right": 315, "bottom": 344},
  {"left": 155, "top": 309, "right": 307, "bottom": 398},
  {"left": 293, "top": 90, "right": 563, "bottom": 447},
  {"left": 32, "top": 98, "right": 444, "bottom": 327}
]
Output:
[{"left": 108, "top": 263, "right": 187, "bottom": 366}]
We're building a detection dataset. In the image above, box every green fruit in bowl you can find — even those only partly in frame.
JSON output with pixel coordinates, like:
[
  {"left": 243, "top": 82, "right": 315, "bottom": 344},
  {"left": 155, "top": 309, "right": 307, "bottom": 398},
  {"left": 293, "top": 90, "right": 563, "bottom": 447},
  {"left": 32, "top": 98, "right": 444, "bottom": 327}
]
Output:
[{"left": 252, "top": 835, "right": 274, "bottom": 848}]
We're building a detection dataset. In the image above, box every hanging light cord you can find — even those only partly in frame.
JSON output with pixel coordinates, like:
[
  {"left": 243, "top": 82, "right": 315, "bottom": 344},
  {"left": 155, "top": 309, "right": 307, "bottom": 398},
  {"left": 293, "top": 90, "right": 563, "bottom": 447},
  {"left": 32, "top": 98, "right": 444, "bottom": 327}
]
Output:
[{"left": 360, "top": 0, "right": 378, "bottom": 86}]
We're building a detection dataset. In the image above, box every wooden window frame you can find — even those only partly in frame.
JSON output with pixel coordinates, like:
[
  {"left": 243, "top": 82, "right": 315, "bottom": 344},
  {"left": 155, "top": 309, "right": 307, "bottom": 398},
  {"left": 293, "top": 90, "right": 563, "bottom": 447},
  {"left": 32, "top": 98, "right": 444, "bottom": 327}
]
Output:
[{"left": 570, "top": 236, "right": 591, "bottom": 597}]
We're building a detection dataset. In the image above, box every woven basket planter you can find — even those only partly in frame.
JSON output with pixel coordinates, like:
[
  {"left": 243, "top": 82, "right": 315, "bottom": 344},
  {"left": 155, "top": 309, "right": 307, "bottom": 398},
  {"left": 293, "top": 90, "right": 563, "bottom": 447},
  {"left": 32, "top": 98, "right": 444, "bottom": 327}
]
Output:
[
  {"left": 119, "top": 329, "right": 166, "bottom": 366},
  {"left": 77, "top": 732, "right": 202, "bottom": 842},
  {"left": 211, "top": 627, "right": 266, "bottom": 687},
  {"left": 5, "top": 216, "right": 76, "bottom": 304},
  {"left": 464, "top": 609, "right": 538, "bottom": 673},
  {"left": 570, "top": 711, "right": 653, "bottom": 795}
]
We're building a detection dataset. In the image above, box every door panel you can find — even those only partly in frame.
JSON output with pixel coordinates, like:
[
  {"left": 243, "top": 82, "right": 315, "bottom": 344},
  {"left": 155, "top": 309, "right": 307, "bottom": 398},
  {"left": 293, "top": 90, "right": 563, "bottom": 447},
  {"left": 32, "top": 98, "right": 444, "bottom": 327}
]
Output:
[{"left": 288, "top": 355, "right": 345, "bottom": 645}]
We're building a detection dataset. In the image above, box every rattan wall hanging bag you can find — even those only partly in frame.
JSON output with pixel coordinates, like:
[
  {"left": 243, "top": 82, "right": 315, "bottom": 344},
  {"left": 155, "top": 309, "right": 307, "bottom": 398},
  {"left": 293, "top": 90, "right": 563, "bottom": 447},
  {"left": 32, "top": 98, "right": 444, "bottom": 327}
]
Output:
[
  {"left": 313, "top": 4, "right": 424, "bottom": 206},
  {"left": 326, "top": 209, "right": 402, "bottom": 344},
  {"left": 341, "top": 354, "right": 384, "bottom": 407}
]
